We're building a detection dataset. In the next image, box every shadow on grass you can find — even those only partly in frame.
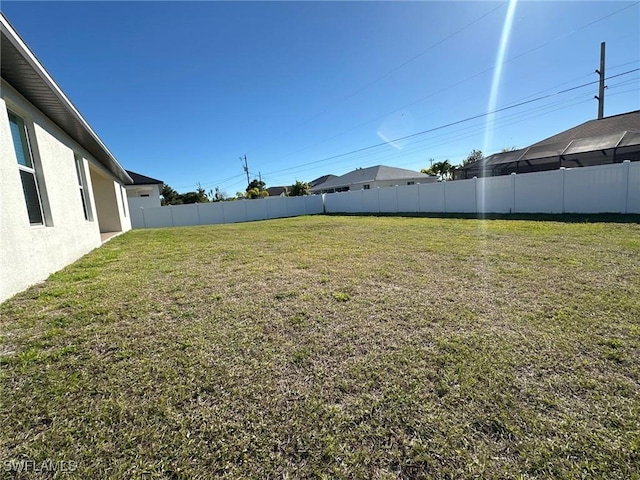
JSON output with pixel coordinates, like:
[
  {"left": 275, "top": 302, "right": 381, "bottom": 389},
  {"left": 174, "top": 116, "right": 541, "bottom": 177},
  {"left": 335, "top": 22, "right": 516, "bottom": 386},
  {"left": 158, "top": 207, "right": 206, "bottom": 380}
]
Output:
[{"left": 324, "top": 212, "right": 640, "bottom": 224}]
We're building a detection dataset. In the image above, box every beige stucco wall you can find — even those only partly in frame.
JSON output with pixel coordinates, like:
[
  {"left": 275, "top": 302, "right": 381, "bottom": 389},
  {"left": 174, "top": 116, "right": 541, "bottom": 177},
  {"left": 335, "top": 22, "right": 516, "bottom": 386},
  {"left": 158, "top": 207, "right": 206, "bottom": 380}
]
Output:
[
  {"left": 91, "top": 168, "right": 122, "bottom": 233},
  {"left": 0, "top": 80, "right": 130, "bottom": 302}
]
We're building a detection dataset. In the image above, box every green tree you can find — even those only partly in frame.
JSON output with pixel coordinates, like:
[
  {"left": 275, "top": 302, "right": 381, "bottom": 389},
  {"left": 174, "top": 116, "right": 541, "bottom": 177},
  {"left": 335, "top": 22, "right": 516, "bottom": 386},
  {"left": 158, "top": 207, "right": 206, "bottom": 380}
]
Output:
[
  {"left": 161, "top": 184, "right": 182, "bottom": 205},
  {"left": 246, "top": 179, "right": 266, "bottom": 192},
  {"left": 244, "top": 179, "right": 268, "bottom": 199},
  {"left": 288, "top": 180, "right": 310, "bottom": 196},
  {"left": 208, "top": 186, "right": 227, "bottom": 202},
  {"left": 196, "top": 183, "right": 209, "bottom": 202},
  {"left": 420, "top": 158, "right": 436, "bottom": 176},
  {"left": 423, "top": 160, "right": 453, "bottom": 181},
  {"left": 246, "top": 187, "right": 269, "bottom": 199},
  {"left": 180, "top": 192, "right": 199, "bottom": 204},
  {"left": 161, "top": 183, "right": 210, "bottom": 205},
  {"left": 462, "top": 149, "right": 483, "bottom": 166}
]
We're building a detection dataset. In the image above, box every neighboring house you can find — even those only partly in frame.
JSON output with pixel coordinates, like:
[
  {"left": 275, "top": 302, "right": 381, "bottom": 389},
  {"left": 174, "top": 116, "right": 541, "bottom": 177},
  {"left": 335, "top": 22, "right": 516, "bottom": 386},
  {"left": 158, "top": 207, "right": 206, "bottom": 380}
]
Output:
[
  {"left": 310, "top": 165, "right": 437, "bottom": 194},
  {"left": 125, "top": 170, "right": 163, "bottom": 209},
  {"left": 266, "top": 186, "right": 288, "bottom": 197},
  {"left": 309, "top": 174, "right": 338, "bottom": 191},
  {"left": 0, "top": 13, "right": 133, "bottom": 303},
  {"left": 456, "top": 110, "right": 640, "bottom": 179}
]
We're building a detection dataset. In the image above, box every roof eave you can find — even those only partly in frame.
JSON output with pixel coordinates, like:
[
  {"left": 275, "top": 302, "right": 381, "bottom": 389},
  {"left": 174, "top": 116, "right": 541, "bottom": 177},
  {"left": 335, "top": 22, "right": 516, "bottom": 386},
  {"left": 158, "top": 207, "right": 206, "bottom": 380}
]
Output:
[{"left": 0, "top": 13, "right": 132, "bottom": 184}]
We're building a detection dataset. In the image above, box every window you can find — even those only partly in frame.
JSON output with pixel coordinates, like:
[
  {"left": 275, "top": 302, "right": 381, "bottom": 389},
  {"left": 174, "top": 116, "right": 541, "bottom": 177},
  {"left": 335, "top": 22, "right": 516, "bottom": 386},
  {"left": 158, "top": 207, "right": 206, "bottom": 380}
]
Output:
[
  {"left": 74, "top": 154, "right": 92, "bottom": 220},
  {"left": 140, "top": 194, "right": 150, "bottom": 197},
  {"left": 120, "top": 186, "right": 127, "bottom": 217},
  {"left": 8, "top": 111, "right": 44, "bottom": 225},
  {"left": 407, "top": 181, "right": 415, "bottom": 185},
  {"left": 363, "top": 184, "right": 370, "bottom": 190}
]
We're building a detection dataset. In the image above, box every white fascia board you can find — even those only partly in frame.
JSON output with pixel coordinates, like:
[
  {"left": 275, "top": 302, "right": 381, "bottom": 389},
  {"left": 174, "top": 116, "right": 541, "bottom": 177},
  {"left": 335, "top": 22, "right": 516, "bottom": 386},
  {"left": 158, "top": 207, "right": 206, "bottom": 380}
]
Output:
[{"left": 0, "top": 14, "right": 132, "bottom": 184}]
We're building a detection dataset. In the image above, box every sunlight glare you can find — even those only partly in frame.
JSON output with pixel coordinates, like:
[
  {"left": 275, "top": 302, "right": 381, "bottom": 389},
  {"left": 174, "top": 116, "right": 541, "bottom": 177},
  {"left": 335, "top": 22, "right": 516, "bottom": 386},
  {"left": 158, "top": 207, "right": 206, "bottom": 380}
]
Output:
[{"left": 481, "top": 0, "right": 518, "bottom": 208}]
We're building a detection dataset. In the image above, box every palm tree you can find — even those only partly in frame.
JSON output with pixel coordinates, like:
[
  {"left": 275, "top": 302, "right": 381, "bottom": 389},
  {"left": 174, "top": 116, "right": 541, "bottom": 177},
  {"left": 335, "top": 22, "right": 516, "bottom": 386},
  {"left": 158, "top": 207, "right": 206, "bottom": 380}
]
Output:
[{"left": 424, "top": 160, "right": 453, "bottom": 181}]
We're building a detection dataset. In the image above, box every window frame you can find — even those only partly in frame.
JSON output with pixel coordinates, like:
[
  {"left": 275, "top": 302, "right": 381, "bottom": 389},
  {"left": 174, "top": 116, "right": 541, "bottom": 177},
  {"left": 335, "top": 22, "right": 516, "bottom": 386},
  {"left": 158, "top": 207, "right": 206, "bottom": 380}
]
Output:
[
  {"left": 120, "top": 186, "right": 128, "bottom": 217},
  {"left": 8, "top": 109, "right": 46, "bottom": 226},
  {"left": 74, "top": 154, "right": 93, "bottom": 221}
]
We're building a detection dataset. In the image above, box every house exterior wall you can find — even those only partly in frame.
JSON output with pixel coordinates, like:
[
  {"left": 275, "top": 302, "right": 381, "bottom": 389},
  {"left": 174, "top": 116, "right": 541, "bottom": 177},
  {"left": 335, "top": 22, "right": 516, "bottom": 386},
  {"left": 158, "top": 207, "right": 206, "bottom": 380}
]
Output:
[
  {"left": 126, "top": 185, "right": 162, "bottom": 209},
  {"left": 367, "top": 177, "right": 438, "bottom": 189},
  {"left": 91, "top": 168, "right": 123, "bottom": 233},
  {"left": 0, "top": 80, "right": 130, "bottom": 302},
  {"left": 312, "top": 176, "right": 437, "bottom": 193}
]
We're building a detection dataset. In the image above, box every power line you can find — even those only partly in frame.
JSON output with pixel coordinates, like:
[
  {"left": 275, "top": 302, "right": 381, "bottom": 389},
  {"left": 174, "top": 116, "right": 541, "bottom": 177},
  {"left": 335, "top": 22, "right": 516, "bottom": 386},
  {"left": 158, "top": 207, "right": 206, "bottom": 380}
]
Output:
[
  {"left": 186, "top": 4, "right": 640, "bottom": 191},
  {"left": 225, "top": 84, "right": 634, "bottom": 189},
  {"left": 608, "top": 59, "right": 640, "bottom": 71},
  {"left": 175, "top": 172, "right": 246, "bottom": 190},
  {"left": 302, "top": 3, "right": 507, "bottom": 118},
  {"left": 607, "top": 87, "right": 640, "bottom": 97},
  {"left": 243, "top": 2, "right": 508, "bottom": 157},
  {"left": 255, "top": 2, "right": 639, "bottom": 169},
  {"left": 259, "top": 68, "right": 639, "bottom": 178},
  {"left": 290, "top": 94, "right": 597, "bottom": 181},
  {"left": 298, "top": 94, "right": 593, "bottom": 176},
  {"left": 246, "top": 90, "right": 620, "bottom": 188}
]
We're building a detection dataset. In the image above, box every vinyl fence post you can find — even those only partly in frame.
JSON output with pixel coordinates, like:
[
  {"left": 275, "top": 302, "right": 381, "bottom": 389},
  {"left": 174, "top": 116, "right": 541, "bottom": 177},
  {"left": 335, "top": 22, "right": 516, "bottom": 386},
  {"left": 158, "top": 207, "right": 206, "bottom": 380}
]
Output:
[
  {"left": 560, "top": 167, "right": 566, "bottom": 214},
  {"left": 170, "top": 204, "right": 175, "bottom": 227},
  {"left": 474, "top": 176, "right": 478, "bottom": 214},
  {"left": 623, "top": 160, "right": 631, "bottom": 214},
  {"left": 443, "top": 181, "right": 447, "bottom": 213},
  {"left": 395, "top": 185, "right": 399, "bottom": 213},
  {"left": 511, "top": 172, "right": 517, "bottom": 214}
]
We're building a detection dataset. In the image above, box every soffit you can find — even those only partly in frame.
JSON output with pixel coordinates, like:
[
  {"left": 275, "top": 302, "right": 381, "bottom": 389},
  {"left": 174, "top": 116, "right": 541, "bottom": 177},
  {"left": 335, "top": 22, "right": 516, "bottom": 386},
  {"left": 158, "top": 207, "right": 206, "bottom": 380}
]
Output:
[{"left": 1, "top": 17, "right": 132, "bottom": 184}]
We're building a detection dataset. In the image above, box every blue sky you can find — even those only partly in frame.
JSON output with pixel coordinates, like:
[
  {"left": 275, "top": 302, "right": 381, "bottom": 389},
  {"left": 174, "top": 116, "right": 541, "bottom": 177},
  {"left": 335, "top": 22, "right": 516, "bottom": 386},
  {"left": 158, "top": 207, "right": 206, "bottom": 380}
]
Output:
[{"left": 2, "top": 1, "right": 639, "bottom": 195}]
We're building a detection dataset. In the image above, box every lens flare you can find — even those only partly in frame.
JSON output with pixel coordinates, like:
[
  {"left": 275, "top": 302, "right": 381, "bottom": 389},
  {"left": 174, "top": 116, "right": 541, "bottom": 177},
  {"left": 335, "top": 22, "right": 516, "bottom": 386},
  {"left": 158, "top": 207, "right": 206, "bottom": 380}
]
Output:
[
  {"left": 480, "top": 0, "right": 518, "bottom": 209},
  {"left": 377, "top": 111, "right": 415, "bottom": 150}
]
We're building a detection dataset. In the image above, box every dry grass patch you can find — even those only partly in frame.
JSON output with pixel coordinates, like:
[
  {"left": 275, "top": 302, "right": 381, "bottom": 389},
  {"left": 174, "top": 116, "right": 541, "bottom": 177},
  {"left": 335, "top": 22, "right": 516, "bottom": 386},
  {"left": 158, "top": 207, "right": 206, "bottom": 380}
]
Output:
[{"left": 1, "top": 215, "right": 639, "bottom": 479}]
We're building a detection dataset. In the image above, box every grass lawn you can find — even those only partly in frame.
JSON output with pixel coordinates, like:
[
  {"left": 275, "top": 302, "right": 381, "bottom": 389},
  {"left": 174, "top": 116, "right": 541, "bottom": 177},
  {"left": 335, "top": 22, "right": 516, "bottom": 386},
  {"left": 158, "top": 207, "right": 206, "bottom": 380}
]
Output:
[{"left": 1, "top": 215, "right": 639, "bottom": 479}]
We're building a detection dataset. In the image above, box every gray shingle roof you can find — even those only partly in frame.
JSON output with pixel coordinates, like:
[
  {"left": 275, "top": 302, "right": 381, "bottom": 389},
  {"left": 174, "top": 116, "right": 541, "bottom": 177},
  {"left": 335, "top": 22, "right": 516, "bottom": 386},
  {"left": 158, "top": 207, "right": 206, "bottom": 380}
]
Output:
[
  {"left": 530, "top": 110, "right": 640, "bottom": 147},
  {"left": 316, "top": 165, "right": 432, "bottom": 190},
  {"left": 125, "top": 170, "right": 163, "bottom": 185},
  {"left": 458, "top": 110, "right": 640, "bottom": 173},
  {"left": 266, "top": 186, "right": 288, "bottom": 196},
  {"left": 309, "top": 174, "right": 337, "bottom": 188}
]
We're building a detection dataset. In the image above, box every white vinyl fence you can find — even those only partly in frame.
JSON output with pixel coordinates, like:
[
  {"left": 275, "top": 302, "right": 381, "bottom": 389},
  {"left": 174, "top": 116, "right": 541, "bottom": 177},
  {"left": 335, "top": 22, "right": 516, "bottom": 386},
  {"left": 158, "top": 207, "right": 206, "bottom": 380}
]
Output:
[
  {"left": 131, "top": 161, "right": 639, "bottom": 229},
  {"left": 324, "top": 161, "right": 639, "bottom": 215},
  {"left": 131, "top": 194, "right": 324, "bottom": 229}
]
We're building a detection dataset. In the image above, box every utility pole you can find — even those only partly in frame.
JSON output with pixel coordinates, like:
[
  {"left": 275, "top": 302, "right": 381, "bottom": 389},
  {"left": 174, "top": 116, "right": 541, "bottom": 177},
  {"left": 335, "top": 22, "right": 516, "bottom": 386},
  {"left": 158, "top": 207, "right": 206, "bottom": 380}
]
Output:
[
  {"left": 240, "top": 155, "right": 250, "bottom": 187},
  {"left": 258, "top": 171, "right": 262, "bottom": 183},
  {"left": 595, "top": 42, "right": 606, "bottom": 120}
]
